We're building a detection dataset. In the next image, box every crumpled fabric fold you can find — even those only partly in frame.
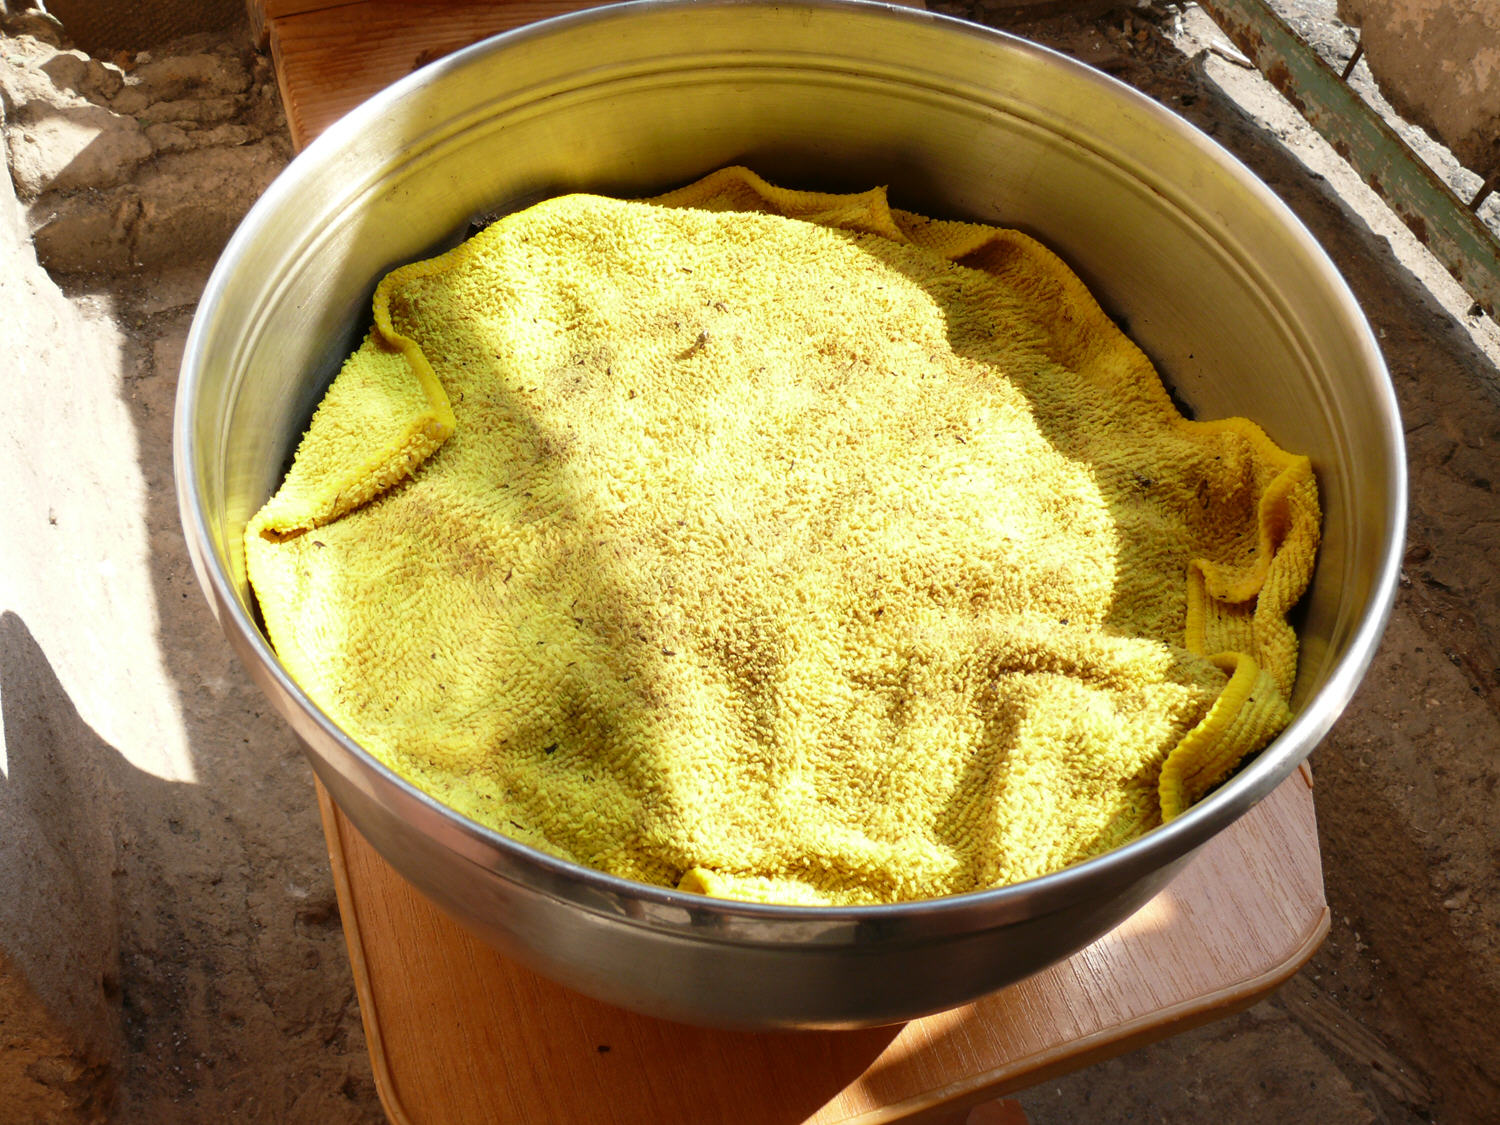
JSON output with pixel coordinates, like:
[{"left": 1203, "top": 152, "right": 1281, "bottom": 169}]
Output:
[{"left": 247, "top": 166, "right": 1320, "bottom": 905}]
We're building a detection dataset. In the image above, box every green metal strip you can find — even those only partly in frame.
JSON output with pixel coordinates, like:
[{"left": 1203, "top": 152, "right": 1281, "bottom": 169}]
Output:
[{"left": 1198, "top": 0, "right": 1500, "bottom": 318}]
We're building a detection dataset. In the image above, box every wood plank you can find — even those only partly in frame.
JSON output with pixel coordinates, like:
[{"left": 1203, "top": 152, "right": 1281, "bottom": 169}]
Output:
[
  {"left": 267, "top": 0, "right": 926, "bottom": 148},
  {"left": 318, "top": 766, "right": 1326, "bottom": 1125},
  {"left": 268, "top": 0, "right": 661, "bottom": 148},
  {"left": 246, "top": 0, "right": 368, "bottom": 48},
  {"left": 257, "top": 0, "right": 368, "bottom": 20}
]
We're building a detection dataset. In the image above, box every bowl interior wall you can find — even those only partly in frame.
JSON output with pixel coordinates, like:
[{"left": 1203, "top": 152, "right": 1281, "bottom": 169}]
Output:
[{"left": 202, "top": 42, "right": 1381, "bottom": 707}]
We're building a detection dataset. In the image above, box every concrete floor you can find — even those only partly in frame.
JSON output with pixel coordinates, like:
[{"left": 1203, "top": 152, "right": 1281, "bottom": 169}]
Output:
[{"left": 1, "top": 2, "right": 1497, "bottom": 1122}]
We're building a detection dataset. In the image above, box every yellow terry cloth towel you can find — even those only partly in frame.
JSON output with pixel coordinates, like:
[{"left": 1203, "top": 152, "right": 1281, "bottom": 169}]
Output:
[{"left": 247, "top": 167, "right": 1320, "bottom": 906}]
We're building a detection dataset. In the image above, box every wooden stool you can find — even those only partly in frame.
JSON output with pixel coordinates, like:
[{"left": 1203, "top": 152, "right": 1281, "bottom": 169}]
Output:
[
  {"left": 317, "top": 771, "right": 1325, "bottom": 1125},
  {"left": 257, "top": 3, "right": 1329, "bottom": 1118}
]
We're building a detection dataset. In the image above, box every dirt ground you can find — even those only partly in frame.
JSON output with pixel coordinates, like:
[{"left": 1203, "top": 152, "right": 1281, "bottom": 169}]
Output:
[{"left": 1, "top": 1, "right": 1497, "bottom": 1122}]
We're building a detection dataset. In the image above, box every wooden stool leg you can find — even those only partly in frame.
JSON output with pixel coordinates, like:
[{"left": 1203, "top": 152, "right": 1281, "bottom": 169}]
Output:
[
  {"left": 968, "top": 1100, "right": 1030, "bottom": 1124},
  {"left": 920, "top": 1097, "right": 1031, "bottom": 1125}
]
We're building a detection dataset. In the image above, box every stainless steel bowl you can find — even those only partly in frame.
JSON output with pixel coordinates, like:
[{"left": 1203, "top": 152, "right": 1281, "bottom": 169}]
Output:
[{"left": 175, "top": 0, "right": 1405, "bottom": 1029}]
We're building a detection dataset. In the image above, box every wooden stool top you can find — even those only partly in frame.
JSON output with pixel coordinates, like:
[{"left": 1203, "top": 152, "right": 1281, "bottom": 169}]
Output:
[
  {"left": 255, "top": 0, "right": 926, "bottom": 146},
  {"left": 261, "top": 5, "right": 1328, "bottom": 1118},
  {"left": 317, "top": 768, "right": 1325, "bottom": 1125}
]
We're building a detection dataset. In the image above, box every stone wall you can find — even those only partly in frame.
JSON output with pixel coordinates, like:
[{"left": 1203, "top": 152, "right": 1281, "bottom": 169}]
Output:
[
  {"left": 1, "top": 23, "right": 289, "bottom": 277},
  {"left": 1339, "top": 0, "right": 1500, "bottom": 178}
]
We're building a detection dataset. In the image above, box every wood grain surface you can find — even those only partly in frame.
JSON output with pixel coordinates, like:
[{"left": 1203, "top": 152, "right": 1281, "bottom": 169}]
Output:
[
  {"left": 265, "top": 0, "right": 926, "bottom": 147},
  {"left": 267, "top": 0, "right": 606, "bottom": 145},
  {"left": 317, "top": 767, "right": 1326, "bottom": 1125}
]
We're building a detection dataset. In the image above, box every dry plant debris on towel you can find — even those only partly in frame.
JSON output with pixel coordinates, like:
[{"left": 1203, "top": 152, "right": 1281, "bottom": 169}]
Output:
[{"left": 246, "top": 167, "right": 1319, "bottom": 906}]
